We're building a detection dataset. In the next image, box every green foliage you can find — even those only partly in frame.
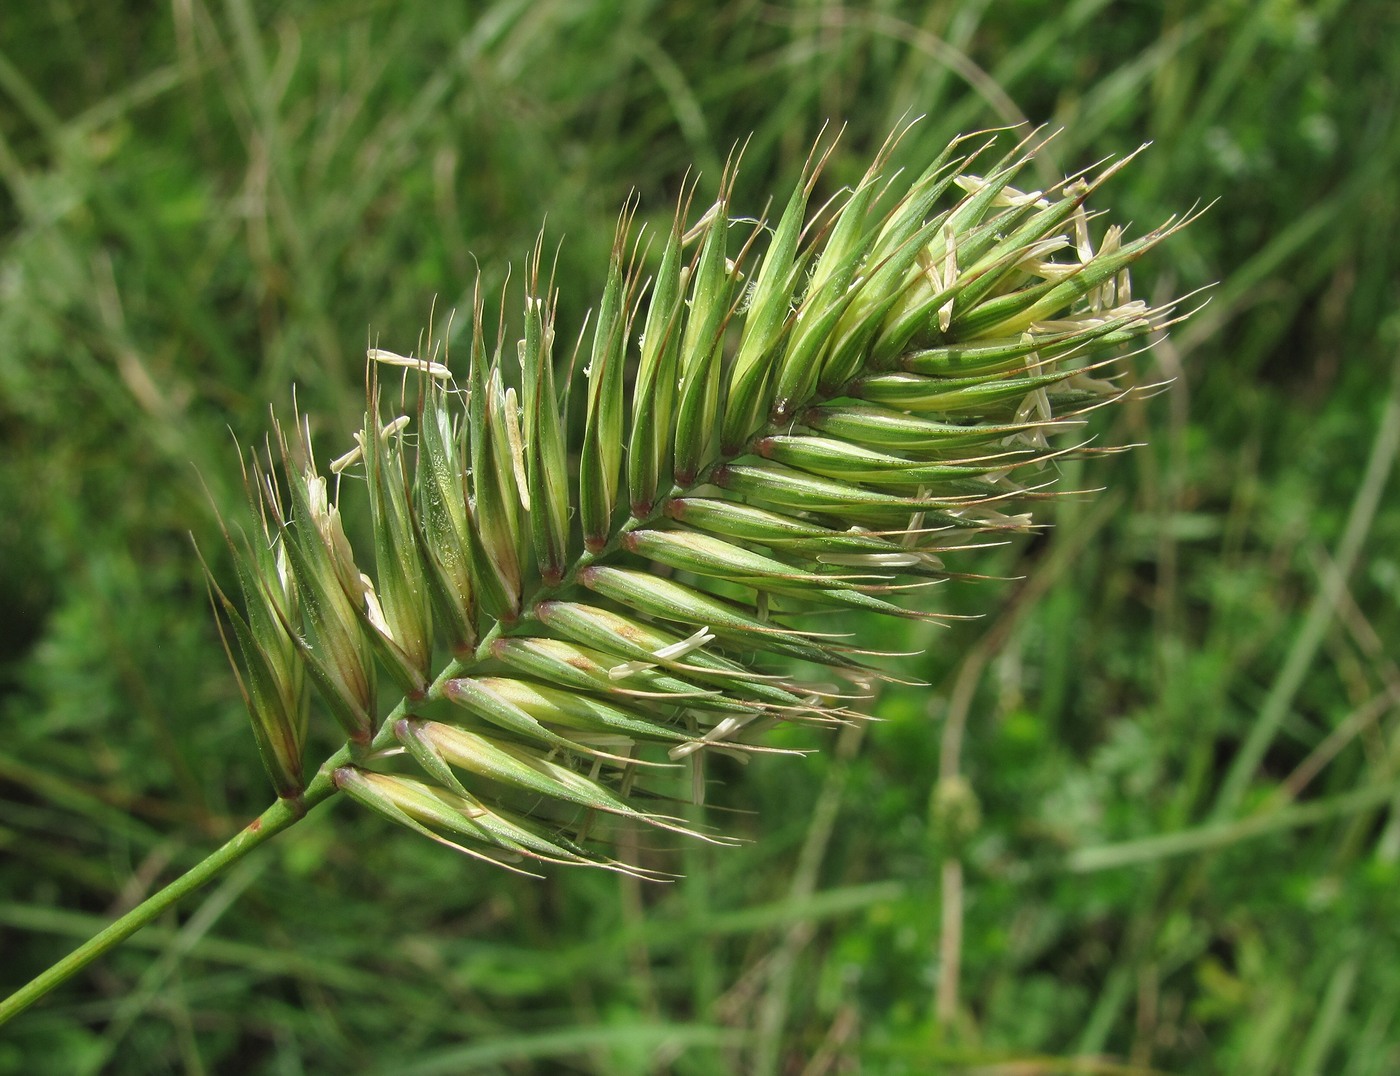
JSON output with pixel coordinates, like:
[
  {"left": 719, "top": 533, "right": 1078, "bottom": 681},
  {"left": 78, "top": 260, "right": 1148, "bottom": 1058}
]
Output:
[{"left": 2, "top": 1, "right": 1398, "bottom": 1073}]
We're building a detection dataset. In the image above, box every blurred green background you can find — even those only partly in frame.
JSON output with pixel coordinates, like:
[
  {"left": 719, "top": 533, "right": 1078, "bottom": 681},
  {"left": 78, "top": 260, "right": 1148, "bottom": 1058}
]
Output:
[{"left": 2, "top": 1, "right": 1398, "bottom": 1072}]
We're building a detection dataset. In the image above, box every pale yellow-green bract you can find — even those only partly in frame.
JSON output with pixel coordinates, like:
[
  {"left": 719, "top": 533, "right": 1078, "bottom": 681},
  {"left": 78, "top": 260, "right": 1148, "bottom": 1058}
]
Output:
[{"left": 208, "top": 127, "right": 1195, "bottom": 877}]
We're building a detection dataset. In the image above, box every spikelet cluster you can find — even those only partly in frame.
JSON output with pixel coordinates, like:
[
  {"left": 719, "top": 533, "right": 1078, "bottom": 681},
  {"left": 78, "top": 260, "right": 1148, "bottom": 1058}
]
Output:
[{"left": 208, "top": 128, "right": 1194, "bottom": 875}]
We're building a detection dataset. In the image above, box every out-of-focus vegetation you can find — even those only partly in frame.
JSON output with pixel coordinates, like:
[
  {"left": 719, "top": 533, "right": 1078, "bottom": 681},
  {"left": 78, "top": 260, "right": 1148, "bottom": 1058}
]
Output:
[{"left": 2, "top": 2, "right": 1397, "bottom": 1072}]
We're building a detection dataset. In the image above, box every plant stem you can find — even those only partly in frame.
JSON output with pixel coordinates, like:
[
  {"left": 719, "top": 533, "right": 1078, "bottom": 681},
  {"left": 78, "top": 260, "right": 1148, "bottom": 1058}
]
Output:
[
  {"left": 1212, "top": 346, "right": 1400, "bottom": 819},
  {"left": 0, "top": 755, "right": 347, "bottom": 1027},
  {"left": 0, "top": 651, "right": 470, "bottom": 1025},
  {"left": 1068, "top": 777, "right": 1400, "bottom": 872}
]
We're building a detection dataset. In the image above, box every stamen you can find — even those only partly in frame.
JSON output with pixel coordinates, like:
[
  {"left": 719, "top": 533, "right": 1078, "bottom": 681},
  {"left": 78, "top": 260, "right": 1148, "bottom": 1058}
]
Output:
[
  {"left": 609, "top": 626, "right": 716, "bottom": 680},
  {"left": 368, "top": 348, "right": 452, "bottom": 379}
]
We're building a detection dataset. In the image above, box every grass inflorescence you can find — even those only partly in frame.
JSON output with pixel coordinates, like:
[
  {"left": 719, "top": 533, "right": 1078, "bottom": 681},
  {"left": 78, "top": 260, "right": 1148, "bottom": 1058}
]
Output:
[{"left": 205, "top": 127, "right": 1191, "bottom": 877}]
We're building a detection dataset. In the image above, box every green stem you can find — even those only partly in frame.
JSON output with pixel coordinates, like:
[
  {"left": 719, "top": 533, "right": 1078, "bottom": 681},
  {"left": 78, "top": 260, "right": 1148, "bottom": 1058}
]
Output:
[
  {"left": 1068, "top": 777, "right": 1400, "bottom": 873},
  {"left": 1212, "top": 346, "right": 1400, "bottom": 818},
  {"left": 0, "top": 756, "right": 347, "bottom": 1027},
  {"left": 0, "top": 655, "right": 471, "bottom": 1025}
]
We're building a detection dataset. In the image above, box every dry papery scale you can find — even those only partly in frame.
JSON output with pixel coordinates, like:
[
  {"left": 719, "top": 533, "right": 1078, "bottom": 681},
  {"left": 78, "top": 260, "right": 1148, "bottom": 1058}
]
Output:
[{"left": 207, "top": 125, "right": 1197, "bottom": 881}]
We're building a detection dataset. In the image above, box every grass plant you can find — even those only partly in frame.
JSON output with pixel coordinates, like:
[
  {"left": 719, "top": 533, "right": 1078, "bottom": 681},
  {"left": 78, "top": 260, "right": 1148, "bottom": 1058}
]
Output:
[
  {"left": 1, "top": 123, "right": 1192, "bottom": 1028},
  {"left": 3, "top": 2, "right": 1398, "bottom": 1072}
]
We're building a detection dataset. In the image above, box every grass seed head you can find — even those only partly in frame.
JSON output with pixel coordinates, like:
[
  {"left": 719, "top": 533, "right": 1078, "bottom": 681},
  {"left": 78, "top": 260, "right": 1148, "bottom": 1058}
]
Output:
[{"left": 221, "top": 127, "right": 1191, "bottom": 872}]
